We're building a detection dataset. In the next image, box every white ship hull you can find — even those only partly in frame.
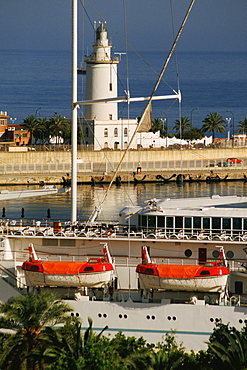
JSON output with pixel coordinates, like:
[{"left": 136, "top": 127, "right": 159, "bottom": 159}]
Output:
[{"left": 67, "top": 299, "right": 247, "bottom": 352}]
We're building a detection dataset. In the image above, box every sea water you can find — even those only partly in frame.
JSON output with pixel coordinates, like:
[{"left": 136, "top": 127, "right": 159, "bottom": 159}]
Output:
[
  {"left": 1, "top": 181, "right": 247, "bottom": 222},
  {"left": 0, "top": 49, "right": 246, "bottom": 135}
]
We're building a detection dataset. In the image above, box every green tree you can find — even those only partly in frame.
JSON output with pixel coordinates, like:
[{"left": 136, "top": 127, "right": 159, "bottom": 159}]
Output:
[
  {"left": 45, "top": 317, "right": 119, "bottom": 370},
  {"left": 148, "top": 333, "right": 199, "bottom": 370},
  {"left": 33, "top": 117, "right": 50, "bottom": 144},
  {"left": 0, "top": 291, "right": 73, "bottom": 370},
  {"left": 22, "top": 114, "right": 39, "bottom": 145},
  {"left": 48, "top": 114, "right": 70, "bottom": 144},
  {"left": 182, "top": 127, "right": 204, "bottom": 141},
  {"left": 236, "top": 117, "right": 247, "bottom": 144},
  {"left": 152, "top": 118, "right": 168, "bottom": 138},
  {"left": 173, "top": 117, "right": 192, "bottom": 139},
  {"left": 197, "top": 323, "right": 247, "bottom": 369},
  {"left": 201, "top": 112, "right": 225, "bottom": 141}
]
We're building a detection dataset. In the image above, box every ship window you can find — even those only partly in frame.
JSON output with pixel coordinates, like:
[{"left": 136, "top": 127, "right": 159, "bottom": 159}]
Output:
[
  {"left": 109, "top": 82, "right": 112, "bottom": 91},
  {"left": 193, "top": 217, "right": 201, "bottom": 230},
  {"left": 175, "top": 217, "right": 183, "bottom": 230},
  {"left": 223, "top": 218, "right": 231, "bottom": 229},
  {"left": 42, "top": 239, "right": 58, "bottom": 247},
  {"left": 244, "top": 219, "right": 247, "bottom": 230},
  {"left": 235, "top": 281, "right": 243, "bottom": 295},
  {"left": 83, "top": 266, "right": 94, "bottom": 272},
  {"left": 148, "top": 215, "right": 156, "bottom": 228},
  {"left": 166, "top": 217, "right": 173, "bottom": 229},
  {"left": 226, "top": 250, "right": 234, "bottom": 259},
  {"left": 185, "top": 249, "right": 192, "bottom": 257},
  {"left": 203, "top": 218, "right": 210, "bottom": 230},
  {"left": 60, "top": 239, "right": 76, "bottom": 247},
  {"left": 104, "top": 128, "right": 108, "bottom": 137},
  {"left": 233, "top": 218, "right": 242, "bottom": 230},
  {"left": 30, "top": 265, "right": 40, "bottom": 271},
  {"left": 212, "top": 217, "right": 221, "bottom": 231},
  {"left": 85, "top": 127, "right": 89, "bottom": 137},
  {"left": 200, "top": 270, "right": 210, "bottom": 276},
  {"left": 109, "top": 114, "right": 113, "bottom": 120},
  {"left": 157, "top": 216, "right": 165, "bottom": 228},
  {"left": 139, "top": 215, "right": 147, "bottom": 228},
  {"left": 124, "top": 128, "right": 128, "bottom": 137},
  {"left": 145, "top": 268, "right": 154, "bottom": 274},
  {"left": 185, "top": 217, "right": 191, "bottom": 230},
  {"left": 114, "top": 128, "right": 118, "bottom": 137},
  {"left": 212, "top": 250, "right": 219, "bottom": 258}
]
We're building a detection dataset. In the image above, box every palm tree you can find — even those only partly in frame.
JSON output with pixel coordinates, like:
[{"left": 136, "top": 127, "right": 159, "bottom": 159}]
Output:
[
  {"left": 173, "top": 117, "right": 192, "bottom": 139},
  {"left": 0, "top": 291, "right": 73, "bottom": 370},
  {"left": 48, "top": 114, "right": 70, "bottom": 144},
  {"left": 152, "top": 118, "right": 168, "bottom": 138},
  {"left": 205, "top": 323, "right": 247, "bottom": 369},
  {"left": 22, "top": 114, "right": 39, "bottom": 145},
  {"left": 201, "top": 112, "right": 225, "bottom": 141},
  {"left": 236, "top": 117, "right": 247, "bottom": 145},
  {"left": 33, "top": 117, "right": 49, "bottom": 144}
]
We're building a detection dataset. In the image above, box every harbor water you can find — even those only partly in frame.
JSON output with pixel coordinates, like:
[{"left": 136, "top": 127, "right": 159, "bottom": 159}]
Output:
[{"left": 0, "top": 181, "right": 247, "bottom": 223}]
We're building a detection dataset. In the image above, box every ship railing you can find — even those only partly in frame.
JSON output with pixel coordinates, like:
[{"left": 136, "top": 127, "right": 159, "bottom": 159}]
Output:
[{"left": 3, "top": 220, "right": 247, "bottom": 243}]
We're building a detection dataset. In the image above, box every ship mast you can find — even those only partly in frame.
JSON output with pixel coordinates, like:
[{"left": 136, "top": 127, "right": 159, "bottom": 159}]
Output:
[{"left": 71, "top": 0, "right": 78, "bottom": 223}]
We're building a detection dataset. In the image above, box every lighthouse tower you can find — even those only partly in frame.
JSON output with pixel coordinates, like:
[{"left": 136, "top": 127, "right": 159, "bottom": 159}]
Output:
[{"left": 84, "top": 22, "right": 119, "bottom": 121}]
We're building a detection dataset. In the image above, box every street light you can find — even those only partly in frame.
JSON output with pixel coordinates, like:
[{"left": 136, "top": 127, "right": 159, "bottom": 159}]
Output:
[
  {"left": 161, "top": 111, "right": 168, "bottom": 136},
  {"left": 225, "top": 117, "right": 231, "bottom": 141},
  {"left": 35, "top": 108, "right": 42, "bottom": 117},
  {"left": 190, "top": 107, "right": 198, "bottom": 126},
  {"left": 226, "top": 110, "right": 234, "bottom": 138},
  {"left": 10, "top": 117, "right": 17, "bottom": 124}
]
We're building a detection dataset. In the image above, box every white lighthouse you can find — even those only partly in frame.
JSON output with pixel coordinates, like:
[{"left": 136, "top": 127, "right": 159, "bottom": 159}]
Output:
[{"left": 84, "top": 22, "right": 119, "bottom": 121}]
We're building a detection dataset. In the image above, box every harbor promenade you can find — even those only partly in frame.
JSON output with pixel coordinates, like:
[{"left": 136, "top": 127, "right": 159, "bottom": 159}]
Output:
[{"left": 0, "top": 147, "right": 247, "bottom": 185}]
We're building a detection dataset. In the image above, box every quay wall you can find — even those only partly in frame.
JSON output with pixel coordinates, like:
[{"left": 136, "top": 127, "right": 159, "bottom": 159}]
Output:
[
  {"left": 0, "top": 147, "right": 246, "bottom": 185},
  {"left": 0, "top": 147, "right": 246, "bottom": 165}
]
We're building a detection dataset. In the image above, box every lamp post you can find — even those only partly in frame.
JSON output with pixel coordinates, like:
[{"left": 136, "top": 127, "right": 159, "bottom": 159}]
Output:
[
  {"left": 190, "top": 107, "right": 197, "bottom": 126},
  {"left": 10, "top": 117, "right": 17, "bottom": 124},
  {"left": 226, "top": 110, "right": 234, "bottom": 143},
  {"left": 35, "top": 108, "right": 42, "bottom": 117},
  {"left": 225, "top": 117, "right": 231, "bottom": 141},
  {"left": 161, "top": 111, "right": 168, "bottom": 136}
]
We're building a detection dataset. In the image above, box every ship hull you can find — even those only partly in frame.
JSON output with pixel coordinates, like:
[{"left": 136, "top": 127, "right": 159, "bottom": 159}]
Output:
[{"left": 67, "top": 298, "right": 247, "bottom": 352}]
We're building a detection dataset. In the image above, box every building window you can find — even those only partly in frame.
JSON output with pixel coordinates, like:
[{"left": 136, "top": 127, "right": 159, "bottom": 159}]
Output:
[
  {"left": 104, "top": 128, "right": 108, "bottom": 137},
  {"left": 109, "top": 83, "right": 112, "bottom": 91},
  {"left": 0, "top": 120, "right": 5, "bottom": 126},
  {"left": 85, "top": 127, "right": 89, "bottom": 137},
  {"left": 109, "top": 114, "right": 113, "bottom": 120},
  {"left": 114, "top": 128, "right": 118, "bottom": 137},
  {"left": 104, "top": 142, "right": 108, "bottom": 149},
  {"left": 124, "top": 128, "right": 128, "bottom": 137}
]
